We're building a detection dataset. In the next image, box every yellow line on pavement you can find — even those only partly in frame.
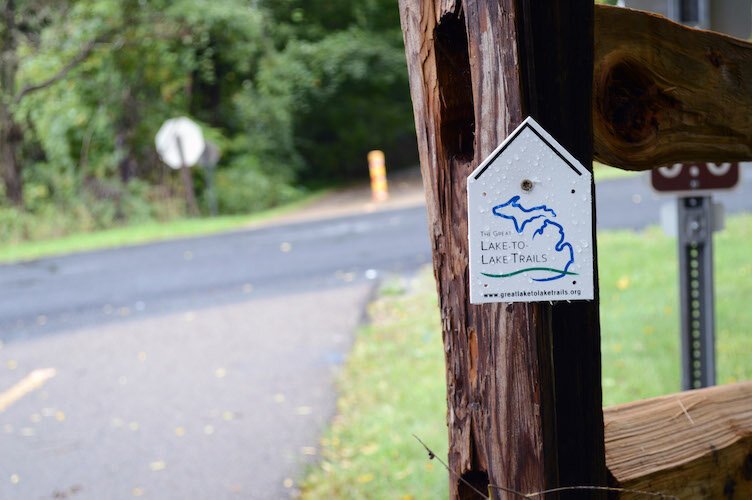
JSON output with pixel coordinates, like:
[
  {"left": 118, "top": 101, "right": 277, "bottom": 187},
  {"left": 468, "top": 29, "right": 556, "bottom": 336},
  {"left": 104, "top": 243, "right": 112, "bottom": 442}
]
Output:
[{"left": 0, "top": 368, "right": 57, "bottom": 412}]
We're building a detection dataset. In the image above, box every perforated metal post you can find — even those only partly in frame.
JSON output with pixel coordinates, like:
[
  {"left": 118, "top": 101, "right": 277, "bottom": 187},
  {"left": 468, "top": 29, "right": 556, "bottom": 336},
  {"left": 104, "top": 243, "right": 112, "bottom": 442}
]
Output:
[{"left": 677, "top": 196, "right": 716, "bottom": 390}]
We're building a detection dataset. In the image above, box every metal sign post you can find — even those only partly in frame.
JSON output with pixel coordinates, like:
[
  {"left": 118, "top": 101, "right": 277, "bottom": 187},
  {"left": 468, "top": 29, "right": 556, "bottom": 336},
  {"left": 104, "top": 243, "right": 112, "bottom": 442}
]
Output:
[
  {"left": 175, "top": 135, "right": 200, "bottom": 216},
  {"left": 652, "top": 162, "right": 740, "bottom": 390},
  {"left": 199, "top": 141, "right": 221, "bottom": 217},
  {"left": 155, "top": 117, "right": 206, "bottom": 217},
  {"left": 677, "top": 196, "right": 715, "bottom": 389}
]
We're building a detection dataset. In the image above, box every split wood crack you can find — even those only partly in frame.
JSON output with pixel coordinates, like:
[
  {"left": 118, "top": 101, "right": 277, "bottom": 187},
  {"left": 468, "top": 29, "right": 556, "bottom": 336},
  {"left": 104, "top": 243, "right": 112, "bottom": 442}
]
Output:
[{"left": 412, "top": 435, "right": 677, "bottom": 499}]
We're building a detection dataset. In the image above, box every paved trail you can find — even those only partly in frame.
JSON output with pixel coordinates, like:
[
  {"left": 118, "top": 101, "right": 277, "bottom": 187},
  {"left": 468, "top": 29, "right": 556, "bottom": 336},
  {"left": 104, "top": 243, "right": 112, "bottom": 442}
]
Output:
[{"left": 0, "top": 203, "right": 430, "bottom": 499}]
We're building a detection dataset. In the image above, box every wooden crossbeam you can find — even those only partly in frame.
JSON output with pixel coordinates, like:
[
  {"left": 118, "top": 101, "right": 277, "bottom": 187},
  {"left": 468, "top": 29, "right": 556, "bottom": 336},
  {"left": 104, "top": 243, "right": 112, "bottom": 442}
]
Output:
[
  {"left": 594, "top": 5, "right": 752, "bottom": 170},
  {"left": 604, "top": 381, "right": 752, "bottom": 498}
]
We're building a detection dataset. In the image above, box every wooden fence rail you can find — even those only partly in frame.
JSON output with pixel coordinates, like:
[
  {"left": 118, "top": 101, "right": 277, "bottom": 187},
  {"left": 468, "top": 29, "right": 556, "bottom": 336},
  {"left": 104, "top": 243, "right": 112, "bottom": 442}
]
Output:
[
  {"left": 605, "top": 381, "right": 752, "bottom": 498},
  {"left": 594, "top": 5, "right": 752, "bottom": 170}
]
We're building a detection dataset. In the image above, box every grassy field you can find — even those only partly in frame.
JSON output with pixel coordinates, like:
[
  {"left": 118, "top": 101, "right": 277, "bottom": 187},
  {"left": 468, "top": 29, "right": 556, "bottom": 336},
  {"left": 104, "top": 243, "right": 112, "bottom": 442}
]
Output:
[
  {"left": 301, "top": 214, "right": 752, "bottom": 499},
  {"left": 0, "top": 192, "right": 326, "bottom": 264}
]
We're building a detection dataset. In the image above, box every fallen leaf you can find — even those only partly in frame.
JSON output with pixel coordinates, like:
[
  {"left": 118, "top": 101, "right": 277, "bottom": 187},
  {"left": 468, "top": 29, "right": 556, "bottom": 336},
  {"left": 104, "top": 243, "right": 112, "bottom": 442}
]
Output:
[
  {"left": 361, "top": 443, "right": 379, "bottom": 455},
  {"left": 356, "top": 473, "right": 374, "bottom": 484},
  {"left": 149, "top": 461, "right": 166, "bottom": 472},
  {"left": 616, "top": 276, "right": 630, "bottom": 290},
  {"left": 295, "top": 406, "right": 312, "bottom": 416}
]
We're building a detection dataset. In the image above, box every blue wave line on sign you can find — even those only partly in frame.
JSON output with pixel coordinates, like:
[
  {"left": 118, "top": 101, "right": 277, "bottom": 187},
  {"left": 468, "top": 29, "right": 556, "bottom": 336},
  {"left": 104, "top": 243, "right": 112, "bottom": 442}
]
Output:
[{"left": 490, "top": 196, "right": 574, "bottom": 282}]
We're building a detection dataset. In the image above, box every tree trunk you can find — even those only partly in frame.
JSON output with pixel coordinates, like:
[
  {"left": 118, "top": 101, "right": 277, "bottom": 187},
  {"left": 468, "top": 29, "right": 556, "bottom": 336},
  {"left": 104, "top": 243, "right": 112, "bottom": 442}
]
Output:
[
  {"left": 399, "top": 1, "right": 606, "bottom": 498},
  {"left": 0, "top": 108, "right": 23, "bottom": 206},
  {"left": 1, "top": 0, "right": 23, "bottom": 206}
]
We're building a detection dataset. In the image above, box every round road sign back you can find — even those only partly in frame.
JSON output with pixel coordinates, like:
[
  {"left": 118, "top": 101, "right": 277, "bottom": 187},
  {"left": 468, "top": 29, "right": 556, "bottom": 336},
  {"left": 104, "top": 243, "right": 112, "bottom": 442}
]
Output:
[{"left": 155, "top": 117, "right": 205, "bottom": 169}]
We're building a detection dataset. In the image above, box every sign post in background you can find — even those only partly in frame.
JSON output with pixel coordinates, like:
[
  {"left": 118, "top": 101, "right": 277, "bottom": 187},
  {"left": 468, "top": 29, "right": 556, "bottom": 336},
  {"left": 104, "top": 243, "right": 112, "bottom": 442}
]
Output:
[
  {"left": 652, "top": 162, "right": 740, "bottom": 389},
  {"left": 155, "top": 117, "right": 205, "bottom": 217}
]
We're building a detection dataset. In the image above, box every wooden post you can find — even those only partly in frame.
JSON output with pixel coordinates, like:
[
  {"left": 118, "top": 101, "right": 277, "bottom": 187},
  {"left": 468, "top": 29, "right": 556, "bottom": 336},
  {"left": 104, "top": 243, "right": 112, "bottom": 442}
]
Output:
[{"left": 399, "top": 1, "right": 606, "bottom": 497}]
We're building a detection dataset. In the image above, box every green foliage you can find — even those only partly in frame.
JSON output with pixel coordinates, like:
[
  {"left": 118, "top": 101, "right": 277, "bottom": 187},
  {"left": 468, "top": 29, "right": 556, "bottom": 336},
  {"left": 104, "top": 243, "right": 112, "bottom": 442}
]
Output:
[
  {"left": 214, "top": 159, "right": 303, "bottom": 215},
  {"left": 269, "top": 28, "right": 415, "bottom": 181},
  {"left": 0, "top": 178, "right": 185, "bottom": 244},
  {"left": 1, "top": 0, "right": 415, "bottom": 243},
  {"left": 302, "top": 270, "right": 449, "bottom": 499}
]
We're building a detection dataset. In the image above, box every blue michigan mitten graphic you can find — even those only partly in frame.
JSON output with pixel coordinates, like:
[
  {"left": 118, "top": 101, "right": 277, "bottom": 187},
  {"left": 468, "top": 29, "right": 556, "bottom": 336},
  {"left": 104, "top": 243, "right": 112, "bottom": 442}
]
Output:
[{"left": 486, "top": 195, "right": 576, "bottom": 282}]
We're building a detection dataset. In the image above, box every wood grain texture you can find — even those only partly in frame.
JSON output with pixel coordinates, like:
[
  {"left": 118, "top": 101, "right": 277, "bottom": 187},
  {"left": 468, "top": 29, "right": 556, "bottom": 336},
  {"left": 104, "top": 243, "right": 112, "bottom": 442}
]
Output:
[
  {"left": 594, "top": 5, "right": 752, "bottom": 170},
  {"left": 399, "top": 1, "right": 605, "bottom": 498},
  {"left": 604, "top": 381, "right": 752, "bottom": 499}
]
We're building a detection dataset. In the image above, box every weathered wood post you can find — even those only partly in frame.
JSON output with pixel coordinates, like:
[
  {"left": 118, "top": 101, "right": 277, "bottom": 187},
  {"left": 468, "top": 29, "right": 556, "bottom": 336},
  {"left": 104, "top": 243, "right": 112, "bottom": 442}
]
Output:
[{"left": 399, "top": 1, "right": 606, "bottom": 497}]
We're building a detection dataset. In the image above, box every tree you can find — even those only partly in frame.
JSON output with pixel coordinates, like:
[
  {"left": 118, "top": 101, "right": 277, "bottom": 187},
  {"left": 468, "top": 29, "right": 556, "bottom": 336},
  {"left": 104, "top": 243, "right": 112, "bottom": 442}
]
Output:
[
  {"left": 0, "top": 0, "right": 112, "bottom": 206},
  {"left": 2, "top": 0, "right": 417, "bottom": 227},
  {"left": 258, "top": 0, "right": 416, "bottom": 181}
]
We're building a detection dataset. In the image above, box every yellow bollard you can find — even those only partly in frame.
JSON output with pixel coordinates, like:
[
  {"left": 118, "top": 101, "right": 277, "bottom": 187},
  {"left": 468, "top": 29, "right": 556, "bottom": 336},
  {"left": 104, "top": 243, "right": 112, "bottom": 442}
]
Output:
[{"left": 367, "top": 150, "right": 389, "bottom": 202}]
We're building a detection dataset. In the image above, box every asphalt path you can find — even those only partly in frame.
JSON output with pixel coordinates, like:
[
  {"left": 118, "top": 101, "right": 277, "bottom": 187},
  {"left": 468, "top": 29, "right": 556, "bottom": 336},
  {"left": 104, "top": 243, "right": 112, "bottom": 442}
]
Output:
[
  {"left": 0, "top": 207, "right": 432, "bottom": 500},
  {"left": 595, "top": 169, "right": 752, "bottom": 230},
  {"left": 0, "top": 170, "right": 750, "bottom": 499}
]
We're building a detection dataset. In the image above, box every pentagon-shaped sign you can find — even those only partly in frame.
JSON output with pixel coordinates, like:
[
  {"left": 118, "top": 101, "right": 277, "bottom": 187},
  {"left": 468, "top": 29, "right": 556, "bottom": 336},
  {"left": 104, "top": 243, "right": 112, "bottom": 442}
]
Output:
[{"left": 467, "top": 117, "right": 595, "bottom": 304}]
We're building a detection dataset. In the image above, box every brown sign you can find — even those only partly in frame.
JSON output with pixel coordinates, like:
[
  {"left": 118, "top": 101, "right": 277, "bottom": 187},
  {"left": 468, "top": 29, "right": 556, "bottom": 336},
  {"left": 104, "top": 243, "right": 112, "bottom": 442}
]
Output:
[{"left": 651, "top": 163, "right": 740, "bottom": 194}]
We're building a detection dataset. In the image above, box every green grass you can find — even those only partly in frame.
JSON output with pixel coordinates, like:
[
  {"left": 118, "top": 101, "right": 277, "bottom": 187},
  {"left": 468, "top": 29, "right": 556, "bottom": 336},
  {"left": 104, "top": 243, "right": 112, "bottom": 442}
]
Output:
[
  {"left": 593, "top": 161, "right": 643, "bottom": 182},
  {"left": 598, "top": 215, "right": 752, "bottom": 403},
  {"left": 301, "top": 214, "right": 752, "bottom": 499},
  {"left": 0, "top": 192, "right": 327, "bottom": 264},
  {"left": 301, "top": 274, "right": 448, "bottom": 499}
]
